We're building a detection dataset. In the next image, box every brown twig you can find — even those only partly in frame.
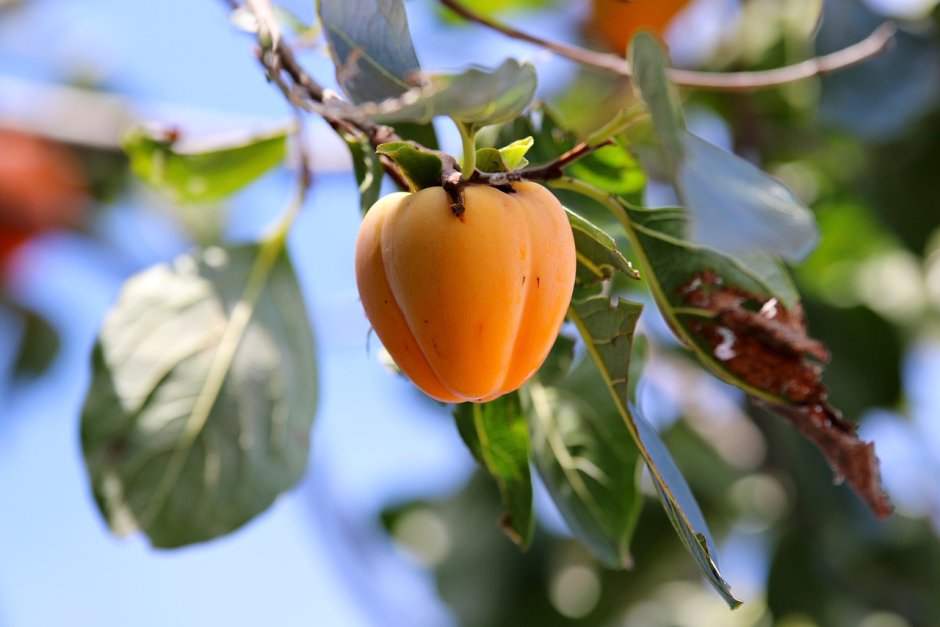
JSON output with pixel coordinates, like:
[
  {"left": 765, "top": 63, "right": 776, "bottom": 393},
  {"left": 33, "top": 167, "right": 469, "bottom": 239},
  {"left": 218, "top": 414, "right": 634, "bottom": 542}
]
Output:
[
  {"left": 439, "top": 0, "right": 897, "bottom": 93},
  {"left": 239, "top": 0, "right": 412, "bottom": 189}
]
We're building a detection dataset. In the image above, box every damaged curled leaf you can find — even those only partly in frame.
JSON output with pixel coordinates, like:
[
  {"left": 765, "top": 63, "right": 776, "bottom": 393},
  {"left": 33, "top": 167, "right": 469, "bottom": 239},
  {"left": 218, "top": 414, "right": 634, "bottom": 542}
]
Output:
[
  {"left": 678, "top": 269, "right": 828, "bottom": 405},
  {"left": 677, "top": 269, "right": 891, "bottom": 518},
  {"left": 758, "top": 400, "right": 892, "bottom": 519}
]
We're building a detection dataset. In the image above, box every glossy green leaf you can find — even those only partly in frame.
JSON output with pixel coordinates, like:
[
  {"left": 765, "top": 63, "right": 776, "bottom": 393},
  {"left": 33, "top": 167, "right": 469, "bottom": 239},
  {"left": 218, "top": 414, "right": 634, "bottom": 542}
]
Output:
[
  {"left": 631, "top": 404, "right": 740, "bottom": 608},
  {"left": 345, "top": 133, "right": 384, "bottom": 213},
  {"left": 317, "top": 0, "right": 422, "bottom": 104},
  {"left": 568, "top": 294, "right": 740, "bottom": 607},
  {"left": 454, "top": 393, "right": 534, "bottom": 548},
  {"left": 679, "top": 131, "right": 819, "bottom": 263},
  {"left": 626, "top": 205, "right": 799, "bottom": 308},
  {"left": 528, "top": 379, "right": 642, "bottom": 569},
  {"left": 566, "top": 207, "right": 638, "bottom": 289},
  {"left": 376, "top": 142, "right": 443, "bottom": 191},
  {"left": 124, "top": 126, "right": 288, "bottom": 205},
  {"left": 365, "top": 59, "right": 537, "bottom": 128},
  {"left": 81, "top": 243, "right": 317, "bottom": 548}
]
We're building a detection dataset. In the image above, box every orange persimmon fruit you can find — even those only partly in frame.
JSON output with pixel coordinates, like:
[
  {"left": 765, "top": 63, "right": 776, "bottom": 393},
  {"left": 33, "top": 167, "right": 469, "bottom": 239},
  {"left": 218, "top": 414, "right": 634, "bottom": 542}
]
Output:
[
  {"left": 590, "top": 0, "right": 692, "bottom": 53},
  {"left": 355, "top": 182, "right": 576, "bottom": 403}
]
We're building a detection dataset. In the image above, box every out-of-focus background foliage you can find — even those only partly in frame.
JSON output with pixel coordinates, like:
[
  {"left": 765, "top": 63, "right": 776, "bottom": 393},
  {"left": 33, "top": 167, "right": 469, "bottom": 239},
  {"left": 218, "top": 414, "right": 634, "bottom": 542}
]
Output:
[{"left": 1, "top": 0, "right": 939, "bottom": 625}]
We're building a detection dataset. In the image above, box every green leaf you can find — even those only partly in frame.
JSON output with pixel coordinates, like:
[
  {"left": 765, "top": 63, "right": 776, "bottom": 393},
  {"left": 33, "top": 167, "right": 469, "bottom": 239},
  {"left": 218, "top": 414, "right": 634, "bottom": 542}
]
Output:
[
  {"left": 631, "top": 404, "right": 741, "bottom": 609},
  {"left": 364, "top": 59, "right": 537, "bottom": 128},
  {"left": 376, "top": 142, "right": 444, "bottom": 191},
  {"left": 394, "top": 121, "right": 441, "bottom": 151},
  {"left": 345, "top": 133, "right": 384, "bottom": 214},
  {"left": 498, "top": 136, "right": 534, "bottom": 170},
  {"left": 81, "top": 243, "right": 318, "bottom": 548},
  {"left": 317, "top": 0, "right": 422, "bottom": 104},
  {"left": 474, "top": 136, "right": 532, "bottom": 173},
  {"left": 13, "top": 308, "right": 59, "bottom": 378},
  {"left": 566, "top": 207, "right": 639, "bottom": 289},
  {"left": 628, "top": 33, "right": 818, "bottom": 262},
  {"left": 495, "top": 104, "right": 576, "bottom": 166},
  {"left": 567, "top": 294, "right": 740, "bottom": 607},
  {"left": 625, "top": 205, "right": 799, "bottom": 308},
  {"left": 628, "top": 332, "right": 648, "bottom": 404},
  {"left": 528, "top": 299, "right": 645, "bottom": 569},
  {"left": 678, "top": 131, "right": 819, "bottom": 263},
  {"left": 124, "top": 125, "right": 289, "bottom": 205},
  {"left": 567, "top": 142, "right": 646, "bottom": 207},
  {"left": 628, "top": 32, "right": 685, "bottom": 167},
  {"left": 475, "top": 147, "right": 510, "bottom": 174},
  {"left": 454, "top": 393, "right": 534, "bottom": 548}
]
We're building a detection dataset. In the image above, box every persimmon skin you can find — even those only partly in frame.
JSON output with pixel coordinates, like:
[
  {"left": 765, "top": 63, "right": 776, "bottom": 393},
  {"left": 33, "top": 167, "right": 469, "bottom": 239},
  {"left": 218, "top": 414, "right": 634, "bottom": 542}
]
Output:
[
  {"left": 355, "top": 182, "right": 576, "bottom": 403},
  {"left": 591, "top": 0, "right": 692, "bottom": 53}
]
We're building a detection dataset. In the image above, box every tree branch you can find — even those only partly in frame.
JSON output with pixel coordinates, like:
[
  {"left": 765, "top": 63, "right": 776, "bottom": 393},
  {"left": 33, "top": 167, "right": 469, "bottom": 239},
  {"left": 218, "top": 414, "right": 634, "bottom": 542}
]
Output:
[
  {"left": 239, "top": 0, "right": 412, "bottom": 190},
  {"left": 472, "top": 138, "right": 613, "bottom": 185},
  {"left": 439, "top": 0, "right": 897, "bottom": 93}
]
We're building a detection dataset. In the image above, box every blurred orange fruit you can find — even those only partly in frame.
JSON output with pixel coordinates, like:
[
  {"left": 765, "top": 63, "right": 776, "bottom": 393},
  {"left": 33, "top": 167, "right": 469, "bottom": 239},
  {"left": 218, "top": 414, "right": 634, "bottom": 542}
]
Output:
[
  {"left": 0, "top": 128, "right": 87, "bottom": 275},
  {"left": 590, "top": 0, "right": 692, "bottom": 53}
]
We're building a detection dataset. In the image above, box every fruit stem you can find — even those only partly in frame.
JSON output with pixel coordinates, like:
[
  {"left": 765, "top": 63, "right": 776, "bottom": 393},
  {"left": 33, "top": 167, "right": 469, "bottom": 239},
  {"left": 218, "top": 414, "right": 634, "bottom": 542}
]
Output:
[{"left": 454, "top": 119, "right": 477, "bottom": 180}]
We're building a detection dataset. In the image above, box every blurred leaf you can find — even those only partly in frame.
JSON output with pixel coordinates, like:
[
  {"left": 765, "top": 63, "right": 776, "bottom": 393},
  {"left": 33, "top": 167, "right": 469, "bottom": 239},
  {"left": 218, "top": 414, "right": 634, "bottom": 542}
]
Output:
[
  {"left": 567, "top": 294, "right": 740, "bottom": 606},
  {"left": 366, "top": 59, "right": 537, "bottom": 128},
  {"left": 801, "top": 302, "right": 902, "bottom": 419},
  {"left": 82, "top": 243, "right": 317, "bottom": 548},
  {"left": 818, "top": 0, "right": 940, "bottom": 141},
  {"left": 13, "top": 307, "right": 59, "bottom": 378},
  {"left": 566, "top": 207, "right": 638, "bottom": 290},
  {"left": 629, "top": 33, "right": 818, "bottom": 262},
  {"left": 345, "top": 133, "right": 384, "bottom": 213},
  {"left": 230, "top": 4, "right": 320, "bottom": 43},
  {"left": 528, "top": 378, "right": 643, "bottom": 569},
  {"left": 567, "top": 141, "right": 646, "bottom": 206},
  {"left": 376, "top": 142, "right": 443, "bottom": 190},
  {"left": 796, "top": 201, "right": 897, "bottom": 303},
  {"left": 454, "top": 393, "right": 534, "bottom": 548},
  {"left": 629, "top": 31, "right": 685, "bottom": 166},
  {"left": 318, "top": 0, "right": 422, "bottom": 104},
  {"left": 124, "top": 125, "right": 288, "bottom": 205},
  {"left": 495, "top": 103, "right": 576, "bottom": 165},
  {"left": 536, "top": 332, "right": 575, "bottom": 386},
  {"left": 394, "top": 121, "right": 440, "bottom": 150},
  {"left": 678, "top": 131, "right": 819, "bottom": 264},
  {"left": 436, "top": 0, "right": 553, "bottom": 23}
]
